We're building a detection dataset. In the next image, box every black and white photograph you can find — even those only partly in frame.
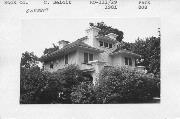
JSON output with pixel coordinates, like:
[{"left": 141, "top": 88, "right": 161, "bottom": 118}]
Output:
[
  {"left": 20, "top": 18, "right": 160, "bottom": 104},
  {"left": 1, "top": 0, "right": 180, "bottom": 118}
]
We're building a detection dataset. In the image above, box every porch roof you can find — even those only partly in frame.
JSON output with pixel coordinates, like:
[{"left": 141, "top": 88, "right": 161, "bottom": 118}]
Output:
[
  {"left": 109, "top": 49, "right": 141, "bottom": 58},
  {"left": 39, "top": 36, "right": 103, "bottom": 62}
]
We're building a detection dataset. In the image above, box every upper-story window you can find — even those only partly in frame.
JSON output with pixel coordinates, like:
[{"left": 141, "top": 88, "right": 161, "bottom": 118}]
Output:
[
  {"left": 99, "top": 41, "right": 103, "bottom": 47},
  {"left": 84, "top": 53, "right": 88, "bottom": 63},
  {"left": 125, "top": 57, "right": 132, "bottom": 66},
  {"left": 50, "top": 62, "right": 54, "bottom": 69},
  {"left": 109, "top": 44, "right": 112, "bottom": 48},
  {"left": 104, "top": 42, "right": 108, "bottom": 47},
  {"left": 99, "top": 41, "right": 113, "bottom": 49},
  {"left": 89, "top": 53, "right": 93, "bottom": 61},
  {"left": 65, "top": 54, "right": 68, "bottom": 64},
  {"left": 84, "top": 52, "right": 93, "bottom": 64}
]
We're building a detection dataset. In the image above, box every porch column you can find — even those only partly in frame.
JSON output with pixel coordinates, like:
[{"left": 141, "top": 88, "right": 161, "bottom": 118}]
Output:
[{"left": 89, "top": 60, "right": 106, "bottom": 85}]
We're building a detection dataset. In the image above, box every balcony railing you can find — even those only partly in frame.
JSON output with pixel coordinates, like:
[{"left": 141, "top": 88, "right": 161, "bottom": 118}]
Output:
[{"left": 80, "top": 63, "right": 94, "bottom": 71}]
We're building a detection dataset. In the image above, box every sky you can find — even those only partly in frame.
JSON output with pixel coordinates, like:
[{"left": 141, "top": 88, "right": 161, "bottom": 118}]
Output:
[{"left": 21, "top": 18, "right": 160, "bottom": 57}]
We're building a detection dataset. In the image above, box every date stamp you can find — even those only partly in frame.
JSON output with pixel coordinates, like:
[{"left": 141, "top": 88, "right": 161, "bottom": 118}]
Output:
[
  {"left": 89, "top": 0, "right": 118, "bottom": 10},
  {"left": 138, "top": 0, "right": 151, "bottom": 10}
]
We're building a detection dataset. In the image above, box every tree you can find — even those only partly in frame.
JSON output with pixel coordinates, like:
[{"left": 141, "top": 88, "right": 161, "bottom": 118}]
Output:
[
  {"left": 20, "top": 51, "right": 46, "bottom": 104},
  {"left": 89, "top": 22, "right": 124, "bottom": 42},
  {"left": 118, "top": 36, "right": 160, "bottom": 75},
  {"left": 20, "top": 51, "right": 39, "bottom": 69},
  {"left": 132, "top": 37, "right": 160, "bottom": 75},
  {"left": 20, "top": 66, "right": 47, "bottom": 104},
  {"left": 43, "top": 43, "right": 59, "bottom": 55}
]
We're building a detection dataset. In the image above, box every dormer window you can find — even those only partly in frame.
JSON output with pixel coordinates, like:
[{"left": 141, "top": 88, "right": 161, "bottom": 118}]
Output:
[
  {"left": 99, "top": 41, "right": 113, "bottom": 49},
  {"left": 99, "top": 41, "right": 103, "bottom": 47},
  {"left": 104, "top": 42, "right": 108, "bottom": 47},
  {"left": 50, "top": 62, "right": 54, "bottom": 69}
]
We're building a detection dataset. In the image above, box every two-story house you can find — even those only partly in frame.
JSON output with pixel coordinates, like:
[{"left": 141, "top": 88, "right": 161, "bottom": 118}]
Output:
[{"left": 40, "top": 26, "right": 143, "bottom": 84}]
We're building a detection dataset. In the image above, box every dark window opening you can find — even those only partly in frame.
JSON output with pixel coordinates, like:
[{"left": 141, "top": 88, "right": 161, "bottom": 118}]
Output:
[
  {"left": 125, "top": 57, "right": 132, "bottom": 66},
  {"left": 84, "top": 53, "right": 88, "bottom": 63},
  {"left": 125, "top": 57, "right": 128, "bottom": 65},
  {"left": 50, "top": 63, "right": 53, "bottom": 69},
  {"left": 129, "top": 58, "right": 132, "bottom": 66},
  {"left": 65, "top": 54, "right": 68, "bottom": 64},
  {"left": 104, "top": 42, "right": 108, "bottom": 47},
  {"left": 99, "top": 41, "right": 103, "bottom": 47},
  {"left": 109, "top": 44, "right": 112, "bottom": 48}
]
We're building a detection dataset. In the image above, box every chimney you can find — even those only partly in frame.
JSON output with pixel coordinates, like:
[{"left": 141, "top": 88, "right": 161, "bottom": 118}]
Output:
[
  {"left": 85, "top": 26, "right": 101, "bottom": 47},
  {"left": 105, "top": 33, "right": 118, "bottom": 40},
  {"left": 58, "top": 40, "right": 69, "bottom": 49}
]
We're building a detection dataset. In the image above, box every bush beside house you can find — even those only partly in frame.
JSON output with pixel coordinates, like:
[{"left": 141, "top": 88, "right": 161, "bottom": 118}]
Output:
[
  {"left": 20, "top": 65, "right": 85, "bottom": 104},
  {"left": 95, "top": 66, "right": 160, "bottom": 103},
  {"left": 20, "top": 64, "right": 160, "bottom": 104}
]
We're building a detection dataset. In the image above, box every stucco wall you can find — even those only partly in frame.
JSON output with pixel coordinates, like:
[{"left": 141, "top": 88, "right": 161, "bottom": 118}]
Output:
[
  {"left": 92, "top": 38, "right": 116, "bottom": 66},
  {"left": 112, "top": 54, "right": 136, "bottom": 67},
  {"left": 43, "top": 49, "right": 100, "bottom": 72},
  {"left": 77, "top": 49, "right": 99, "bottom": 64},
  {"left": 44, "top": 51, "right": 78, "bottom": 72}
]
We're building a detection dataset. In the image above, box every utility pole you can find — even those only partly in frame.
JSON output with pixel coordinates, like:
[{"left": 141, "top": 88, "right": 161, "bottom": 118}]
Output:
[{"left": 158, "top": 28, "right": 161, "bottom": 38}]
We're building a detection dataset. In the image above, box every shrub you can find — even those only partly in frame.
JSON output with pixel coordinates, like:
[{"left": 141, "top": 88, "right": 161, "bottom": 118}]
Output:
[
  {"left": 20, "top": 64, "right": 85, "bottom": 104},
  {"left": 95, "top": 66, "right": 160, "bottom": 103},
  {"left": 20, "top": 66, "right": 48, "bottom": 104},
  {"left": 71, "top": 81, "right": 96, "bottom": 104}
]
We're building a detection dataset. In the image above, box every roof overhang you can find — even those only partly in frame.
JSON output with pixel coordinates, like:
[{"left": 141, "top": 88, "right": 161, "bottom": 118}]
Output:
[
  {"left": 96, "top": 35, "right": 118, "bottom": 44},
  {"left": 39, "top": 46, "right": 78, "bottom": 62},
  {"left": 40, "top": 44, "right": 103, "bottom": 62},
  {"left": 78, "top": 46, "right": 104, "bottom": 53},
  {"left": 109, "top": 50, "right": 141, "bottom": 58}
]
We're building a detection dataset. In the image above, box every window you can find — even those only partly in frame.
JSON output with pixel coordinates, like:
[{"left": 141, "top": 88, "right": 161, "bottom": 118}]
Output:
[
  {"left": 125, "top": 57, "right": 132, "bottom": 66},
  {"left": 129, "top": 58, "right": 132, "bottom": 66},
  {"left": 109, "top": 43, "right": 112, "bottom": 48},
  {"left": 89, "top": 53, "right": 93, "bottom": 61},
  {"left": 104, "top": 42, "right": 108, "bottom": 47},
  {"left": 99, "top": 41, "right": 103, "bottom": 47},
  {"left": 50, "top": 63, "right": 53, "bottom": 69},
  {"left": 125, "top": 57, "right": 128, "bottom": 65},
  {"left": 84, "top": 52, "right": 93, "bottom": 64},
  {"left": 65, "top": 54, "right": 68, "bottom": 64},
  {"left": 84, "top": 53, "right": 88, "bottom": 63}
]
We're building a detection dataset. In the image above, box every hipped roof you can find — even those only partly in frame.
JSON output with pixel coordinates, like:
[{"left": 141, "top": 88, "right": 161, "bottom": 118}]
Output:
[{"left": 39, "top": 36, "right": 103, "bottom": 62}]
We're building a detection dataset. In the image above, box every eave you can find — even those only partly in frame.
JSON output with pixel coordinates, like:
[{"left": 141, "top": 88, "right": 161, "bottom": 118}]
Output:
[
  {"left": 109, "top": 50, "right": 141, "bottom": 58},
  {"left": 39, "top": 43, "right": 103, "bottom": 62},
  {"left": 96, "top": 35, "right": 118, "bottom": 43}
]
